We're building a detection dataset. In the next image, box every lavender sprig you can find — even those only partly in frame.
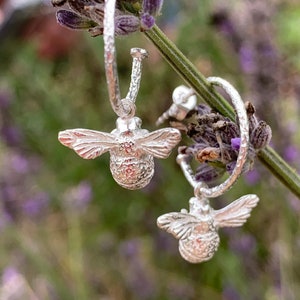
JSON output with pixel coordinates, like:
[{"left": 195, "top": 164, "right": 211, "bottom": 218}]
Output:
[
  {"left": 144, "top": 25, "right": 300, "bottom": 198},
  {"left": 52, "top": 0, "right": 163, "bottom": 36}
]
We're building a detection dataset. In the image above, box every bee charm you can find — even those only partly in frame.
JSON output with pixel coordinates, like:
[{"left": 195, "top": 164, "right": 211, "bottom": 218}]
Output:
[
  {"left": 157, "top": 194, "right": 259, "bottom": 263},
  {"left": 59, "top": 117, "right": 181, "bottom": 189},
  {"left": 58, "top": 48, "right": 181, "bottom": 189}
]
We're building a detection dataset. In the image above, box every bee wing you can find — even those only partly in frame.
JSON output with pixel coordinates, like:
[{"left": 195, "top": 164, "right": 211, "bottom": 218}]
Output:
[
  {"left": 58, "top": 129, "right": 117, "bottom": 159},
  {"left": 136, "top": 128, "right": 181, "bottom": 158},
  {"left": 157, "top": 212, "right": 199, "bottom": 240},
  {"left": 213, "top": 194, "right": 259, "bottom": 228}
]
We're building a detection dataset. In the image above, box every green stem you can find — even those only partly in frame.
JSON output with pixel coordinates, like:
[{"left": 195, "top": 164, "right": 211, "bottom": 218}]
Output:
[
  {"left": 144, "top": 25, "right": 300, "bottom": 198},
  {"left": 66, "top": 211, "right": 88, "bottom": 300}
]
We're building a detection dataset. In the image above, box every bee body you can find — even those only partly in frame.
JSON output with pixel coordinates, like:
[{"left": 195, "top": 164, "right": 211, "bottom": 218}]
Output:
[
  {"left": 179, "top": 219, "right": 220, "bottom": 263},
  {"left": 157, "top": 194, "right": 259, "bottom": 263},
  {"left": 110, "top": 153, "right": 154, "bottom": 189},
  {"left": 58, "top": 117, "right": 181, "bottom": 189}
]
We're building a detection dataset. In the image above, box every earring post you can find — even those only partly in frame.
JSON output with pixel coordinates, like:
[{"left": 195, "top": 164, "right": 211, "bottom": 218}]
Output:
[{"left": 125, "top": 48, "right": 148, "bottom": 103}]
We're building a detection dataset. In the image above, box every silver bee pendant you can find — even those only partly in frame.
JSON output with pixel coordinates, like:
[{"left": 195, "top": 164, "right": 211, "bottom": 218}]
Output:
[
  {"left": 157, "top": 194, "right": 259, "bottom": 263},
  {"left": 58, "top": 47, "right": 181, "bottom": 189},
  {"left": 59, "top": 117, "right": 181, "bottom": 190}
]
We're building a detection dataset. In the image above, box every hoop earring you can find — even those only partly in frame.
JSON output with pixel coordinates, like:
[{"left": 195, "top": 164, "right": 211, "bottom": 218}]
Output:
[
  {"left": 57, "top": 0, "right": 181, "bottom": 189},
  {"left": 157, "top": 77, "right": 259, "bottom": 263}
]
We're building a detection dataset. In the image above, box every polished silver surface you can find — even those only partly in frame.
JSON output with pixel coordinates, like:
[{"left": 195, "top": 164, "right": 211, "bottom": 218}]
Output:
[{"left": 156, "top": 85, "right": 197, "bottom": 126}]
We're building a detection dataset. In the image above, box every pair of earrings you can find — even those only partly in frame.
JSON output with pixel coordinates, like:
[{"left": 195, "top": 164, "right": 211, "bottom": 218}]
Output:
[{"left": 57, "top": 0, "right": 259, "bottom": 263}]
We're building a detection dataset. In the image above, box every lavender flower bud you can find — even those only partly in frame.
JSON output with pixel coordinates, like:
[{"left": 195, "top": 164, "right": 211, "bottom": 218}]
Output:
[
  {"left": 213, "top": 120, "right": 239, "bottom": 144},
  {"left": 250, "top": 120, "right": 272, "bottom": 150},
  {"left": 195, "top": 104, "right": 212, "bottom": 116},
  {"left": 231, "top": 137, "right": 241, "bottom": 151},
  {"left": 141, "top": 0, "right": 163, "bottom": 29},
  {"left": 187, "top": 123, "right": 217, "bottom": 145},
  {"left": 141, "top": 13, "right": 155, "bottom": 30},
  {"left": 56, "top": 10, "right": 98, "bottom": 30},
  {"left": 196, "top": 113, "right": 222, "bottom": 125},
  {"left": 196, "top": 147, "right": 220, "bottom": 162},
  {"left": 142, "top": 0, "right": 163, "bottom": 16},
  {"left": 115, "top": 15, "right": 140, "bottom": 35},
  {"left": 195, "top": 163, "right": 225, "bottom": 183},
  {"left": 226, "top": 161, "right": 236, "bottom": 174},
  {"left": 245, "top": 101, "right": 258, "bottom": 132},
  {"left": 22, "top": 193, "right": 49, "bottom": 217}
]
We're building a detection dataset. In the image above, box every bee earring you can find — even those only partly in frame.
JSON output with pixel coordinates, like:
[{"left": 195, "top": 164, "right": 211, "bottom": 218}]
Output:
[
  {"left": 58, "top": 0, "right": 181, "bottom": 189},
  {"left": 157, "top": 77, "right": 259, "bottom": 263}
]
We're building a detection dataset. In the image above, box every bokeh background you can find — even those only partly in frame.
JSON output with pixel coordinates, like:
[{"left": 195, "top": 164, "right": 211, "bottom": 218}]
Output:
[{"left": 1, "top": 0, "right": 300, "bottom": 299}]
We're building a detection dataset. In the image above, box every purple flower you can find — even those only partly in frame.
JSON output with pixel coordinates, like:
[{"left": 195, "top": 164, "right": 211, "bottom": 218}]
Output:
[
  {"left": 142, "top": 0, "right": 163, "bottom": 15},
  {"left": 119, "top": 238, "right": 140, "bottom": 259},
  {"left": 141, "top": 0, "right": 163, "bottom": 29},
  {"left": 2, "top": 267, "right": 19, "bottom": 284},
  {"left": 222, "top": 284, "right": 240, "bottom": 300},
  {"left": 141, "top": 13, "right": 155, "bottom": 29},
  {"left": 0, "top": 211, "right": 12, "bottom": 231},
  {"left": 64, "top": 181, "right": 93, "bottom": 212},
  {"left": 239, "top": 45, "right": 255, "bottom": 73},
  {"left": 284, "top": 145, "right": 300, "bottom": 163},
  {"left": 114, "top": 15, "right": 140, "bottom": 35},
  {"left": 231, "top": 137, "right": 241, "bottom": 151},
  {"left": 0, "top": 90, "right": 12, "bottom": 109},
  {"left": 73, "top": 181, "right": 92, "bottom": 208},
  {"left": 54, "top": 0, "right": 141, "bottom": 36},
  {"left": 119, "top": 238, "right": 157, "bottom": 299},
  {"left": 250, "top": 120, "right": 272, "bottom": 150},
  {"left": 56, "top": 10, "right": 98, "bottom": 30},
  {"left": 244, "top": 169, "right": 260, "bottom": 185},
  {"left": 10, "top": 153, "right": 29, "bottom": 174},
  {"left": 0, "top": 126, "right": 23, "bottom": 147},
  {"left": 229, "top": 233, "right": 257, "bottom": 255},
  {"left": 22, "top": 192, "right": 49, "bottom": 217}
]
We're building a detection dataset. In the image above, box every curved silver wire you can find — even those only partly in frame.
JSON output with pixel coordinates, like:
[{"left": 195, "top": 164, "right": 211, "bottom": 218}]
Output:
[
  {"left": 126, "top": 48, "right": 149, "bottom": 103},
  {"left": 177, "top": 77, "right": 249, "bottom": 199},
  {"left": 103, "top": 0, "right": 127, "bottom": 118},
  {"left": 176, "top": 153, "right": 199, "bottom": 189}
]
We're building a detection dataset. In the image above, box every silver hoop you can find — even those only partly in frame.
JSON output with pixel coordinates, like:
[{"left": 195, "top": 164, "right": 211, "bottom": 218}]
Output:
[
  {"left": 103, "top": 0, "right": 127, "bottom": 118},
  {"left": 178, "top": 77, "right": 249, "bottom": 198}
]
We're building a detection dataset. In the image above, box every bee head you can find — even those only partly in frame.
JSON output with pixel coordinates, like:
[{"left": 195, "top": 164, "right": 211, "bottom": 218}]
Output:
[
  {"left": 116, "top": 117, "right": 142, "bottom": 132},
  {"left": 189, "top": 197, "right": 211, "bottom": 217}
]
